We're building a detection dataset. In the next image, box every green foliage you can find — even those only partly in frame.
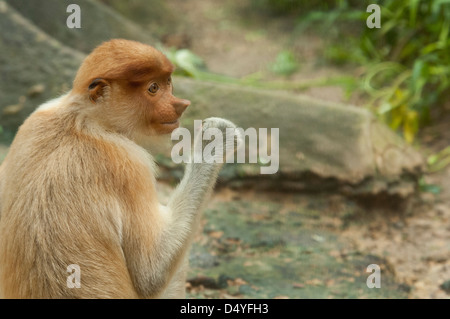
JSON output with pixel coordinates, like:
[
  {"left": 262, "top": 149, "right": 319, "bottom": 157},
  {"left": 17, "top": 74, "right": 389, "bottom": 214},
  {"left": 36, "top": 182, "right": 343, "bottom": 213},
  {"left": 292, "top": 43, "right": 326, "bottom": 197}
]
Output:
[
  {"left": 418, "top": 177, "right": 441, "bottom": 194},
  {"left": 319, "top": 0, "right": 450, "bottom": 143},
  {"left": 291, "top": 0, "right": 449, "bottom": 142},
  {"left": 247, "top": 0, "right": 359, "bottom": 17},
  {"left": 427, "top": 145, "right": 450, "bottom": 172},
  {"left": 270, "top": 50, "right": 299, "bottom": 76},
  {"left": 360, "top": 0, "right": 450, "bottom": 143},
  {"left": 164, "top": 48, "right": 207, "bottom": 77},
  {"left": 295, "top": 3, "right": 364, "bottom": 34},
  {"left": 165, "top": 47, "right": 355, "bottom": 92}
]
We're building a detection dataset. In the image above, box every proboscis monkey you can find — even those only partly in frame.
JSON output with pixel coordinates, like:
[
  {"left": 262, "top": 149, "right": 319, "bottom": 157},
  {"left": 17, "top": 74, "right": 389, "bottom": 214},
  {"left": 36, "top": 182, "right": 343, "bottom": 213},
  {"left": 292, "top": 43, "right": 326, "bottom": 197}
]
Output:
[{"left": 0, "top": 39, "right": 242, "bottom": 299}]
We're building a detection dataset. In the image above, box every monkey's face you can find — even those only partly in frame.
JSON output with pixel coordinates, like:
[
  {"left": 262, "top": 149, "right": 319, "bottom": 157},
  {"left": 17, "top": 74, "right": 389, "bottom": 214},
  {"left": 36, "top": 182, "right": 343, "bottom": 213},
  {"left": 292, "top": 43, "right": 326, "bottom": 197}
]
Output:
[
  {"left": 87, "top": 74, "right": 190, "bottom": 137},
  {"left": 99, "top": 74, "right": 190, "bottom": 137},
  {"left": 74, "top": 40, "right": 190, "bottom": 136},
  {"left": 142, "top": 74, "right": 190, "bottom": 135}
]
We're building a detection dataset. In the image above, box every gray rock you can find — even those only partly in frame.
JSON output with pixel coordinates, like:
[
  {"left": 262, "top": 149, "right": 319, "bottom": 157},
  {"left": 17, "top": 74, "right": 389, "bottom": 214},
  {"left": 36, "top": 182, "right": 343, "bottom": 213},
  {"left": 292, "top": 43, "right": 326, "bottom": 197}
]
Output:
[
  {"left": 174, "top": 78, "right": 424, "bottom": 197},
  {"left": 98, "top": 0, "right": 177, "bottom": 37},
  {"left": 5, "top": 0, "right": 159, "bottom": 54},
  {"left": 0, "top": 1, "right": 84, "bottom": 141}
]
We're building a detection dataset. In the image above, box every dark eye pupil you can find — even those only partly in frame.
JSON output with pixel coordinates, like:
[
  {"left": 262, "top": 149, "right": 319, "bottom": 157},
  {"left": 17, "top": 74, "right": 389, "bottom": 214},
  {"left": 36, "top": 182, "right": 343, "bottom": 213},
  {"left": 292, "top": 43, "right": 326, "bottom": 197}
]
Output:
[{"left": 149, "top": 83, "right": 159, "bottom": 93}]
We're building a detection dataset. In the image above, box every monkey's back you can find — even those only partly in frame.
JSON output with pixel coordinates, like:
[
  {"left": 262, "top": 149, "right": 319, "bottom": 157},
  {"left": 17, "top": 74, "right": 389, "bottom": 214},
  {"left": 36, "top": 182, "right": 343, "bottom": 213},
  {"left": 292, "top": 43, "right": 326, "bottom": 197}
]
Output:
[{"left": 0, "top": 108, "right": 142, "bottom": 298}]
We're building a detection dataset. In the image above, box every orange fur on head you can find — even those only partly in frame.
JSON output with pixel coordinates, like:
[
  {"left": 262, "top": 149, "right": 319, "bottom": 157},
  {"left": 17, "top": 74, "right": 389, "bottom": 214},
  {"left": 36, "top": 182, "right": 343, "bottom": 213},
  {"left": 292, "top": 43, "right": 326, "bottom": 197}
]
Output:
[
  {"left": 73, "top": 39, "right": 174, "bottom": 93},
  {"left": 73, "top": 39, "right": 190, "bottom": 137}
]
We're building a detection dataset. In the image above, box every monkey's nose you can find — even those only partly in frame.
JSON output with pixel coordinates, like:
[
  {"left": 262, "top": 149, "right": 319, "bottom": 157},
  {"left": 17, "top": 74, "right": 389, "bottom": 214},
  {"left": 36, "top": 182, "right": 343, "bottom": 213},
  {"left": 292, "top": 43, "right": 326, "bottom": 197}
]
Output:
[{"left": 174, "top": 98, "right": 190, "bottom": 115}]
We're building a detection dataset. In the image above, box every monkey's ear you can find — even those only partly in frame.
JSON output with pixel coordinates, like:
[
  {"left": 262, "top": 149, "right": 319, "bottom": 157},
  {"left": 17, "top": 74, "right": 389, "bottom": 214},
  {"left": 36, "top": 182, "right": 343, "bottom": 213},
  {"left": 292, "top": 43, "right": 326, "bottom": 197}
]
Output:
[{"left": 88, "top": 78, "right": 109, "bottom": 103}]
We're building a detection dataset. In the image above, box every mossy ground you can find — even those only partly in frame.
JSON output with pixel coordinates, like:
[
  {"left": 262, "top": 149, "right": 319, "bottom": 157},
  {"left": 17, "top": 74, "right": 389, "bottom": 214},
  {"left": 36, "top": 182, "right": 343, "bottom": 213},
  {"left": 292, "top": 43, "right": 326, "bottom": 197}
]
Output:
[{"left": 186, "top": 191, "right": 410, "bottom": 299}]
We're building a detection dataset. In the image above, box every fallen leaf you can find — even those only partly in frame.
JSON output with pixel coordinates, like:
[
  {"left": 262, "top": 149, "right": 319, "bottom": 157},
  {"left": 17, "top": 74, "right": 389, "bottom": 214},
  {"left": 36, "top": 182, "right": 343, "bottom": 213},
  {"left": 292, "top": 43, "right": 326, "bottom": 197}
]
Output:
[
  {"left": 2, "top": 104, "right": 24, "bottom": 115},
  {"left": 305, "top": 278, "right": 323, "bottom": 286},
  {"left": 312, "top": 234, "right": 326, "bottom": 243},
  {"left": 208, "top": 231, "right": 224, "bottom": 239},
  {"left": 234, "top": 278, "right": 247, "bottom": 286},
  {"left": 225, "top": 237, "right": 241, "bottom": 244},
  {"left": 328, "top": 250, "right": 341, "bottom": 258}
]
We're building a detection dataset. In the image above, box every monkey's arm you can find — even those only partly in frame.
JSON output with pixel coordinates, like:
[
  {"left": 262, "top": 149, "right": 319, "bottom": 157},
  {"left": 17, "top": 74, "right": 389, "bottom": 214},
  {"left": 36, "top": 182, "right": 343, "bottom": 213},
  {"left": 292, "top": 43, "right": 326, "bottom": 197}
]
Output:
[
  {"left": 122, "top": 118, "right": 241, "bottom": 298},
  {"left": 166, "top": 117, "right": 241, "bottom": 254}
]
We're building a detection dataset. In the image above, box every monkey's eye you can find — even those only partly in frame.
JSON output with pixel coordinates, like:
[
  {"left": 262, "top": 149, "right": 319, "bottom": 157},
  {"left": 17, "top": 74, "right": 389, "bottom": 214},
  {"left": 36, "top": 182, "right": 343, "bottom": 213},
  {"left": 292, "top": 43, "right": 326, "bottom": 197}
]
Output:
[
  {"left": 167, "top": 77, "right": 172, "bottom": 85},
  {"left": 148, "top": 83, "right": 159, "bottom": 94}
]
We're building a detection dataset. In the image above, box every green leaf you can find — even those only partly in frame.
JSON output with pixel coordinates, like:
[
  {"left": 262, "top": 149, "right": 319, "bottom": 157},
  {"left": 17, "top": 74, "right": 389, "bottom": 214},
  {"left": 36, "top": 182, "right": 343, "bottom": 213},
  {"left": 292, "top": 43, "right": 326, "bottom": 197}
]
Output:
[
  {"left": 427, "top": 146, "right": 450, "bottom": 172},
  {"left": 409, "top": 0, "right": 420, "bottom": 27},
  {"left": 389, "top": 109, "right": 403, "bottom": 131},
  {"left": 420, "top": 183, "right": 442, "bottom": 194},
  {"left": 427, "top": 154, "right": 439, "bottom": 166},
  {"left": 270, "top": 50, "right": 299, "bottom": 76},
  {"left": 173, "top": 49, "right": 206, "bottom": 77},
  {"left": 403, "top": 110, "right": 419, "bottom": 143},
  {"left": 378, "top": 102, "right": 394, "bottom": 114},
  {"left": 438, "top": 20, "right": 450, "bottom": 47},
  {"left": 411, "top": 59, "right": 423, "bottom": 83}
]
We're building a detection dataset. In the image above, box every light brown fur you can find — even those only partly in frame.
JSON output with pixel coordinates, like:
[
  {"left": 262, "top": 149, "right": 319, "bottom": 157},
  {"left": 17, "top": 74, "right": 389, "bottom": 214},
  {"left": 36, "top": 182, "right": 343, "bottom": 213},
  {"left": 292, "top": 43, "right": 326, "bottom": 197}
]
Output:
[{"left": 0, "top": 39, "right": 240, "bottom": 298}]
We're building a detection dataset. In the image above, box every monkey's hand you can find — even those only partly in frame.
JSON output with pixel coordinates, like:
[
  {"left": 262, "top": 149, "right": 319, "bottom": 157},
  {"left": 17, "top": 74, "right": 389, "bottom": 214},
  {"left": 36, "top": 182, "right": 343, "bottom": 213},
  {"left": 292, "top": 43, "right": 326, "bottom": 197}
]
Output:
[{"left": 194, "top": 117, "right": 243, "bottom": 165}]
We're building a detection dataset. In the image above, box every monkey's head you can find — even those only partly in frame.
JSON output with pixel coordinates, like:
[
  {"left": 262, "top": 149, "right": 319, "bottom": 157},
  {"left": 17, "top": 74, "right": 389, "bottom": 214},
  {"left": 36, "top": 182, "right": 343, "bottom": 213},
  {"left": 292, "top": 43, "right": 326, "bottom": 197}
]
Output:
[{"left": 72, "top": 39, "right": 190, "bottom": 136}]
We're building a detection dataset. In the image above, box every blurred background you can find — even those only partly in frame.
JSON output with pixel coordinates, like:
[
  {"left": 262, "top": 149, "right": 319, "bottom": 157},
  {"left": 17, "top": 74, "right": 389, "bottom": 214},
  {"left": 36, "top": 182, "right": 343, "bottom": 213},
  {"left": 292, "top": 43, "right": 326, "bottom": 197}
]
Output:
[{"left": 0, "top": 0, "right": 449, "bottom": 298}]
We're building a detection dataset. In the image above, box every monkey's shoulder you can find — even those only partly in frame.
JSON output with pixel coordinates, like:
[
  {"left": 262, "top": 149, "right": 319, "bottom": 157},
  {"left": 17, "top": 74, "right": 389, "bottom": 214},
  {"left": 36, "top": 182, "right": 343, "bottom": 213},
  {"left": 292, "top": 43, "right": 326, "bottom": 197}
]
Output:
[{"left": 8, "top": 112, "right": 155, "bottom": 189}]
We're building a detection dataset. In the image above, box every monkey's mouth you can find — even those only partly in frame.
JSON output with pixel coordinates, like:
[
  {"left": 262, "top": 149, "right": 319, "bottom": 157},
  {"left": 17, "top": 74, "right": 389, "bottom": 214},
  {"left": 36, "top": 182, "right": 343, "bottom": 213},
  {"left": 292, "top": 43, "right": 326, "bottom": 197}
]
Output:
[
  {"left": 160, "top": 120, "right": 180, "bottom": 131},
  {"left": 161, "top": 120, "right": 178, "bottom": 125},
  {"left": 161, "top": 120, "right": 179, "bottom": 126}
]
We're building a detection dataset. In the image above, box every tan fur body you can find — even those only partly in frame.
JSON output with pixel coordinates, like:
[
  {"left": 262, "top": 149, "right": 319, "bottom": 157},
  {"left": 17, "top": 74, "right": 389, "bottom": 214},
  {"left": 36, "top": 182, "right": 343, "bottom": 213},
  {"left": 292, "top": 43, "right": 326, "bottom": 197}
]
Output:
[{"left": 0, "top": 40, "right": 240, "bottom": 298}]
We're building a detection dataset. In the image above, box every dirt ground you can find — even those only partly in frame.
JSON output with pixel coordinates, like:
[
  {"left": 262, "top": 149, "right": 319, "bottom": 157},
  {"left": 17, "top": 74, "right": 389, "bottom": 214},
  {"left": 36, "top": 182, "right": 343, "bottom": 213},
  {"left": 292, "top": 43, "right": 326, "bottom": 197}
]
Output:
[
  {"left": 161, "top": 0, "right": 450, "bottom": 299},
  {"left": 163, "top": 0, "right": 359, "bottom": 104}
]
